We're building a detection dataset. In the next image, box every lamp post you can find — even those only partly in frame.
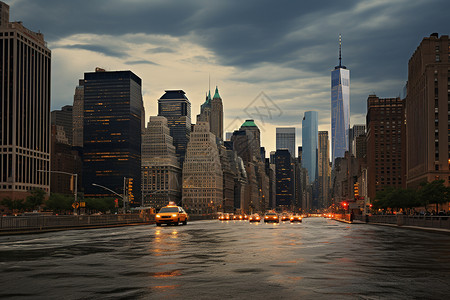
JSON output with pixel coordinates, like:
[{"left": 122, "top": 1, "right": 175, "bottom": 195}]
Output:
[
  {"left": 91, "top": 183, "right": 126, "bottom": 213},
  {"left": 38, "top": 170, "right": 78, "bottom": 213}
]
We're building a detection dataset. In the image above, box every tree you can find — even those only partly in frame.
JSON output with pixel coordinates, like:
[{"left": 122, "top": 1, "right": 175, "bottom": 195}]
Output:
[
  {"left": 45, "top": 193, "right": 73, "bottom": 213},
  {"left": 84, "top": 197, "right": 116, "bottom": 213},
  {"left": 1, "top": 197, "right": 25, "bottom": 214},
  {"left": 25, "top": 189, "right": 46, "bottom": 211},
  {"left": 418, "top": 180, "right": 450, "bottom": 213}
]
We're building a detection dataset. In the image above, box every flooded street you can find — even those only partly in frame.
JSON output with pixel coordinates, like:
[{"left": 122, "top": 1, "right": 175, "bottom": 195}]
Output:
[{"left": 1, "top": 217, "right": 450, "bottom": 299}]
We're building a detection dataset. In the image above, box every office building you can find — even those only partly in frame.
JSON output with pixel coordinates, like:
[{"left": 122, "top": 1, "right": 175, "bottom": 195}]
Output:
[
  {"left": 72, "top": 79, "right": 84, "bottom": 148},
  {"left": 50, "top": 125, "right": 82, "bottom": 195},
  {"left": 331, "top": 35, "right": 350, "bottom": 165},
  {"left": 275, "top": 149, "right": 295, "bottom": 209},
  {"left": 141, "top": 116, "right": 181, "bottom": 208},
  {"left": 366, "top": 95, "right": 405, "bottom": 201},
  {"left": 158, "top": 90, "right": 191, "bottom": 165},
  {"left": 318, "top": 131, "right": 330, "bottom": 208},
  {"left": 276, "top": 127, "right": 296, "bottom": 157},
  {"left": 0, "top": 2, "right": 51, "bottom": 200},
  {"left": 211, "top": 87, "right": 224, "bottom": 140},
  {"left": 349, "top": 124, "right": 365, "bottom": 157},
  {"left": 51, "top": 105, "right": 73, "bottom": 146},
  {"left": 302, "top": 111, "right": 318, "bottom": 184},
  {"left": 83, "top": 69, "right": 144, "bottom": 205},
  {"left": 182, "top": 122, "right": 223, "bottom": 214},
  {"left": 406, "top": 33, "right": 450, "bottom": 188}
]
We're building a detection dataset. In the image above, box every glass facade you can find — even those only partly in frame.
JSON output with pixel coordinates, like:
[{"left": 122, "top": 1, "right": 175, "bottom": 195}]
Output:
[
  {"left": 302, "top": 111, "right": 318, "bottom": 184},
  {"left": 276, "top": 127, "right": 296, "bottom": 157},
  {"left": 82, "top": 70, "right": 143, "bottom": 205},
  {"left": 275, "top": 149, "right": 295, "bottom": 208},
  {"left": 331, "top": 67, "right": 350, "bottom": 165},
  {"left": 158, "top": 90, "right": 191, "bottom": 165}
]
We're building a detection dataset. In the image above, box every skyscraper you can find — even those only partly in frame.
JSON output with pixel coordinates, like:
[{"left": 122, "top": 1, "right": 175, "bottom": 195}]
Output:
[
  {"left": 182, "top": 122, "right": 223, "bottom": 214},
  {"left": 406, "top": 33, "right": 450, "bottom": 188},
  {"left": 72, "top": 79, "right": 85, "bottom": 148},
  {"left": 366, "top": 95, "right": 405, "bottom": 200},
  {"left": 302, "top": 111, "right": 318, "bottom": 184},
  {"left": 275, "top": 149, "right": 295, "bottom": 209},
  {"left": 331, "top": 35, "right": 350, "bottom": 165},
  {"left": 83, "top": 69, "right": 144, "bottom": 205},
  {"left": 0, "top": 2, "right": 51, "bottom": 200},
  {"left": 210, "top": 86, "right": 224, "bottom": 140},
  {"left": 141, "top": 116, "right": 181, "bottom": 208},
  {"left": 197, "top": 86, "right": 224, "bottom": 140},
  {"left": 276, "top": 127, "right": 296, "bottom": 157},
  {"left": 349, "top": 124, "right": 365, "bottom": 157},
  {"left": 51, "top": 105, "right": 73, "bottom": 145},
  {"left": 318, "top": 131, "right": 330, "bottom": 208},
  {"left": 158, "top": 90, "right": 191, "bottom": 165}
]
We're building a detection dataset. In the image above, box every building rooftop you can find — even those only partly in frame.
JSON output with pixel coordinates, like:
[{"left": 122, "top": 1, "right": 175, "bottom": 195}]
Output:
[
  {"left": 241, "top": 119, "right": 257, "bottom": 127},
  {"left": 160, "top": 90, "right": 188, "bottom": 100}
]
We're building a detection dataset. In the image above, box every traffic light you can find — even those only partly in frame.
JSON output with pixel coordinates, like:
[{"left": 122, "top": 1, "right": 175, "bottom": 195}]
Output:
[
  {"left": 353, "top": 182, "right": 359, "bottom": 198},
  {"left": 127, "top": 178, "right": 133, "bottom": 195}
]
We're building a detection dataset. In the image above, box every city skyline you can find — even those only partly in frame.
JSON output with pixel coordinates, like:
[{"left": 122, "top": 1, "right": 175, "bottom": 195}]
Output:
[{"left": 5, "top": 0, "right": 450, "bottom": 153}]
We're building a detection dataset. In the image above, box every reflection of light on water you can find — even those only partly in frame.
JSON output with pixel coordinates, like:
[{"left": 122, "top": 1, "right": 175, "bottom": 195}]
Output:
[
  {"left": 151, "top": 270, "right": 182, "bottom": 278},
  {"left": 155, "top": 230, "right": 161, "bottom": 235},
  {"left": 151, "top": 285, "right": 180, "bottom": 291}
]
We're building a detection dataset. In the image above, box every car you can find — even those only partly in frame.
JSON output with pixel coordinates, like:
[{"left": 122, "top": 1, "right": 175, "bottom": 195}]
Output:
[
  {"left": 280, "top": 213, "right": 290, "bottom": 222},
  {"left": 290, "top": 214, "right": 302, "bottom": 223},
  {"left": 219, "top": 213, "right": 232, "bottom": 221},
  {"left": 248, "top": 214, "right": 261, "bottom": 222},
  {"left": 155, "top": 203, "right": 188, "bottom": 226},
  {"left": 264, "top": 211, "right": 279, "bottom": 223}
]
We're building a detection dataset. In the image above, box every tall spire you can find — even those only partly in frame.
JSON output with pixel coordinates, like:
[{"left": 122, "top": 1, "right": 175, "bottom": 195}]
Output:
[
  {"left": 339, "top": 34, "right": 342, "bottom": 67},
  {"left": 213, "top": 86, "right": 221, "bottom": 99}
]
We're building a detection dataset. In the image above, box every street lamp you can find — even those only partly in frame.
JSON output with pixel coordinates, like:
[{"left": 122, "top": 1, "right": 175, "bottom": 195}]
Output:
[
  {"left": 38, "top": 170, "right": 78, "bottom": 213},
  {"left": 91, "top": 183, "right": 127, "bottom": 213}
]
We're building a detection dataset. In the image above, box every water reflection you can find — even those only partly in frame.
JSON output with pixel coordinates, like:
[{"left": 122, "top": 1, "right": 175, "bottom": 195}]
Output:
[{"left": 1, "top": 218, "right": 450, "bottom": 299}]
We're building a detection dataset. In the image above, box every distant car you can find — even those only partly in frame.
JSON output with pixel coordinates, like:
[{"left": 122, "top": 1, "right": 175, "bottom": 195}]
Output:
[
  {"left": 249, "top": 214, "right": 261, "bottom": 222},
  {"left": 281, "top": 213, "right": 290, "bottom": 222},
  {"left": 264, "top": 212, "right": 279, "bottom": 223},
  {"left": 155, "top": 204, "right": 188, "bottom": 226},
  {"left": 219, "top": 213, "right": 232, "bottom": 221},
  {"left": 290, "top": 215, "right": 302, "bottom": 223}
]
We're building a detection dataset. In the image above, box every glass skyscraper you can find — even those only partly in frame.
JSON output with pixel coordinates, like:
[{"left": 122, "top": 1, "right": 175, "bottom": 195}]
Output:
[
  {"left": 276, "top": 127, "right": 296, "bottom": 157},
  {"left": 158, "top": 90, "right": 191, "bottom": 166},
  {"left": 331, "top": 35, "right": 350, "bottom": 165},
  {"left": 302, "top": 111, "right": 318, "bottom": 184},
  {"left": 83, "top": 69, "right": 144, "bottom": 205}
]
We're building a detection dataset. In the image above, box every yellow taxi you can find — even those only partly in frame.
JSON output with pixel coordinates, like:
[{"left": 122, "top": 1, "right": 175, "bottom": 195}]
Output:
[
  {"left": 248, "top": 214, "right": 261, "bottom": 222},
  {"left": 290, "top": 214, "right": 302, "bottom": 223},
  {"left": 264, "top": 211, "right": 279, "bottom": 223},
  {"left": 155, "top": 203, "right": 188, "bottom": 226}
]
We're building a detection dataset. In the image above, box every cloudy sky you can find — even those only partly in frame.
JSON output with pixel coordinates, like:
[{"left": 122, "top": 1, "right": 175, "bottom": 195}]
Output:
[{"left": 7, "top": 0, "right": 450, "bottom": 154}]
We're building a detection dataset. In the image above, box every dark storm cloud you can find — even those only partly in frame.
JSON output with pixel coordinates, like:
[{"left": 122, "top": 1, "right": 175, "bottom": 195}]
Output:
[
  {"left": 146, "top": 47, "right": 175, "bottom": 54},
  {"left": 56, "top": 44, "right": 128, "bottom": 58},
  {"left": 125, "top": 59, "right": 159, "bottom": 65},
  {"left": 10, "top": 0, "right": 450, "bottom": 119}
]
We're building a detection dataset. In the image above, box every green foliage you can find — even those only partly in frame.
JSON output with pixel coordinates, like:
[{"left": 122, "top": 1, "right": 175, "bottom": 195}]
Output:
[
  {"left": 45, "top": 193, "right": 73, "bottom": 212},
  {"left": 25, "top": 189, "right": 46, "bottom": 210},
  {"left": 418, "top": 180, "right": 450, "bottom": 211},
  {"left": 373, "top": 187, "right": 420, "bottom": 210},
  {"left": 1, "top": 197, "right": 25, "bottom": 212},
  {"left": 84, "top": 197, "right": 116, "bottom": 213},
  {"left": 373, "top": 180, "right": 449, "bottom": 211}
]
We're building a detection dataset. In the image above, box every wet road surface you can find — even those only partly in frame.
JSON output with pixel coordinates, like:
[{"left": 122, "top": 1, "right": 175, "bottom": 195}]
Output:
[{"left": 1, "top": 217, "right": 450, "bottom": 299}]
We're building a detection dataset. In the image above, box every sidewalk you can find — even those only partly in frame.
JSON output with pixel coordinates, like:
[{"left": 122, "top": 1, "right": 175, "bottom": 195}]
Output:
[{"left": 331, "top": 217, "right": 450, "bottom": 235}]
